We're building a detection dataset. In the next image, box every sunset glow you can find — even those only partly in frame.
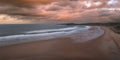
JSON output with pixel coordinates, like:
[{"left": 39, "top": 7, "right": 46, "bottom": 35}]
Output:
[{"left": 0, "top": 0, "right": 120, "bottom": 23}]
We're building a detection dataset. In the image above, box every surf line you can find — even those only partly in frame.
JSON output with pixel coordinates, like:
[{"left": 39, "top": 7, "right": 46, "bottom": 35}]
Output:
[{"left": 0, "top": 26, "right": 90, "bottom": 47}]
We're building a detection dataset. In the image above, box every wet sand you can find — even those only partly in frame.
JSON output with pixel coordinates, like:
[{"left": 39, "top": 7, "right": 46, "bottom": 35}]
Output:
[{"left": 0, "top": 26, "right": 120, "bottom": 60}]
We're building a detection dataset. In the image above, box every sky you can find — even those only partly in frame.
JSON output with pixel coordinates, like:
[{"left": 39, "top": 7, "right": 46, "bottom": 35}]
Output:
[{"left": 0, "top": 0, "right": 120, "bottom": 24}]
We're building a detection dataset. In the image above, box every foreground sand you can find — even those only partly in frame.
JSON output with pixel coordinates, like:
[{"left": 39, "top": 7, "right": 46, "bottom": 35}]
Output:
[{"left": 0, "top": 26, "right": 120, "bottom": 60}]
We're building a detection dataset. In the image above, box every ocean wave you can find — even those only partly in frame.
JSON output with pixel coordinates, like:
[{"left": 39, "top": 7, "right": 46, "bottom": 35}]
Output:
[
  {"left": 0, "top": 26, "right": 90, "bottom": 47},
  {"left": 24, "top": 26, "right": 89, "bottom": 34}
]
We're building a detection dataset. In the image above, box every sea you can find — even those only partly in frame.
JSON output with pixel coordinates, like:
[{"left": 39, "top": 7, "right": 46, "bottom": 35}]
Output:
[
  {"left": 0, "top": 24, "right": 75, "bottom": 36},
  {"left": 0, "top": 24, "right": 104, "bottom": 47},
  {"left": 0, "top": 24, "right": 89, "bottom": 47}
]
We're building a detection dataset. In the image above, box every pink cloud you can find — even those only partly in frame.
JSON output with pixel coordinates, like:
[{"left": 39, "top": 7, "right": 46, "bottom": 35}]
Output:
[{"left": 0, "top": 0, "right": 120, "bottom": 23}]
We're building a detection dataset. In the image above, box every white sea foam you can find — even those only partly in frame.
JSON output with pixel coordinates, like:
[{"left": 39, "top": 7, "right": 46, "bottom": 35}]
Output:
[
  {"left": 0, "top": 26, "right": 90, "bottom": 47},
  {"left": 70, "top": 27, "right": 104, "bottom": 43},
  {"left": 25, "top": 26, "right": 89, "bottom": 34}
]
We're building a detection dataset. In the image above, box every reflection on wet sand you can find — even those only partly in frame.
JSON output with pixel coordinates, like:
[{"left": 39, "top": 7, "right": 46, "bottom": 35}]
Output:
[{"left": 0, "top": 26, "right": 120, "bottom": 60}]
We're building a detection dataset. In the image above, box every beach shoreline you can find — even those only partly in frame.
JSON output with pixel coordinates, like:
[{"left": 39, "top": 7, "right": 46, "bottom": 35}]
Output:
[{"left": 0, "top": 26, "right": 119, "bottom": 60}]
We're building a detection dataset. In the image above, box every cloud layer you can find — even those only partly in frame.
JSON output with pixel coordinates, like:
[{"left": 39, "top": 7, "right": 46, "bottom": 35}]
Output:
[{"left": 0, "top": 0, "right": 120, "bottom": 24}]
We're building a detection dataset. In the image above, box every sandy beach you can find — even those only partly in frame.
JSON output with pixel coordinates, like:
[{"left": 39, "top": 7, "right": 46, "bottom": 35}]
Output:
[
  {"left": 0, "top": 0, "right": 119, "bottom": 60},
  {"left": 0, "top": 26, "right": 119, "bottom": 60}
]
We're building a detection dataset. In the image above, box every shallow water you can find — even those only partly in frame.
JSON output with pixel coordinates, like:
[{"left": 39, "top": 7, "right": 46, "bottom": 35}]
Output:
[
  {"left": 0, "top": 24, "right": 104, "bottom": 47},
  {"left": 0, "top": 24, "right": 81, "bottom": 36}
]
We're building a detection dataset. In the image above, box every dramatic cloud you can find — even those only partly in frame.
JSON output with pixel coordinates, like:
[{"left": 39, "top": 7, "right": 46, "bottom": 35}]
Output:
[
  {"left": 0, "top": 0, "right": 120, "bottom": 24},
  {"left": 0, "top": 14, "right": 31, "bottom": 24}
]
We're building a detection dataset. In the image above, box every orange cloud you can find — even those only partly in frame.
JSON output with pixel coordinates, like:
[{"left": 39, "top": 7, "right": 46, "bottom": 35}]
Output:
[
  {"left": 54, "top": 11, "right": 80, "bottom": 20},
  {"left": 0, "top": 0, "right": 120, "bottom": 24},
  {"left": 21, "top": 0, "right": 57, "bottom": 4},
  {"left": 0, "top": 14, "right": 31, "bottom": 24},
  {"left": 0, "top": 0, "right": 58, "bottom": 6}
]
